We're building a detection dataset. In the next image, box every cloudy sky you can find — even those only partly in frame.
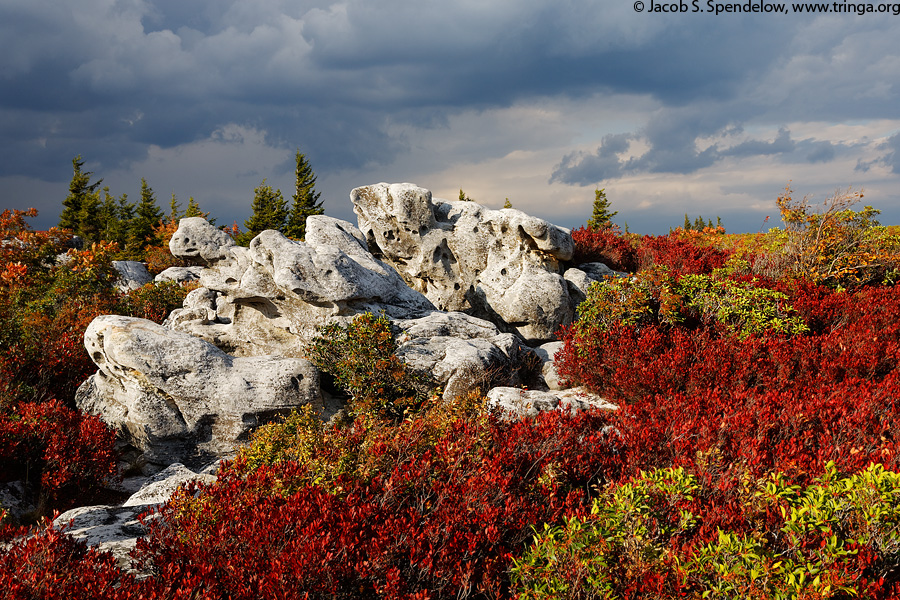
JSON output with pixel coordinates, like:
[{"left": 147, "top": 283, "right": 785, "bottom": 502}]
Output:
[{"left": 2, "top": 0, "right": 899, "bottom": 234}]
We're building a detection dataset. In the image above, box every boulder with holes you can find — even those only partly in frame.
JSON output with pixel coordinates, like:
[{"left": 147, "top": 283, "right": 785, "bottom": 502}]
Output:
[{"left": 351, "top": 183, "right": 576, "bottom": 343}]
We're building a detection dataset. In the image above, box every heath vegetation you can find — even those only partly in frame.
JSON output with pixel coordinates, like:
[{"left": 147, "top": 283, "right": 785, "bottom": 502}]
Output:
[{"left": 5, "top": 181, "right": 900, "bottom": 598}]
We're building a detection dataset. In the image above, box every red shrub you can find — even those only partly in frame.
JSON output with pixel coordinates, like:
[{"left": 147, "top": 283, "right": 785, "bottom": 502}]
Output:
[
  {"left": 570, "top": 225, "right": 639, "bottom": 272},
  {"left": 0, "top": 520, "right": 141, "bottom": 600},
  {"left": 133, "top": 409, "right": 616, "bottom": 600},
  {"left": 637, "top": 235, "right": 732, "bottom": 275},
  {"left": 0, "top": 400, "right": 118, "bottom": 515}
]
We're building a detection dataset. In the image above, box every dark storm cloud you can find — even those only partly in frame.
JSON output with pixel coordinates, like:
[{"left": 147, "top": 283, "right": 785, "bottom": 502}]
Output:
[
  {"left": 720, "top": 128, "right": 795, "bottom": 158},
  {"left": 882, "top": 133, "right": 900, "bottom": 175},
  {"left": 0, "top": 0, "right": 809, "bottom": 187}
]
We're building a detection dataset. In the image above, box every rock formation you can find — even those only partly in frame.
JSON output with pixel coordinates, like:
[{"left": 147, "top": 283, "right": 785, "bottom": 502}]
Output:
[
  {"left": 76, "top": 316, "right": 321, "bottom": 469},
  {"left": 165, "top": 216, "right": 436, "bottom": 356},
  {"left": 112, "top": 260, "right": 154, "bottom": 292},
  {"left": 53, "top": 462, "right": 219, "bottom": 571},
  {"left": 76, "top": 184, "right": 616, "bottom": 472},
  {"left": 352, "top": 183, "right": 576, "bottom": 343}
]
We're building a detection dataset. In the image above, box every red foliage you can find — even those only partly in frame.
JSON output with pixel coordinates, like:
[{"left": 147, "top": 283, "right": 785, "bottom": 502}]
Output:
[
  {"left": 569, "top": 226, "right": 732, "bottom": 275},
  {"left": 637, "top": 234, "right": 732, "bottom": 274},
  {"left": 570, "top": 226, "right": 639, "bottom": 272},
  {"left": 0, "top": 400, "right": 118, "bottom": 513},
  {"left": 132, "top": 410, "right": 615, "bottom": 600},
  {"left": 0, "top": 519, "right": 143, "bottom": 600}
]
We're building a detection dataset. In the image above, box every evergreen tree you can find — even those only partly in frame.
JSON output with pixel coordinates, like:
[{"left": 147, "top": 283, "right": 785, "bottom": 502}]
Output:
[
  {"left": 59, "top": 155, "right": 103, "bottom": 234},
  {"left": 97, "top": 187, "right": 132, "bottom": 247},
  {"left": 587, "top": 188, "right": 617, "bottom": 230},
  {"left": 129, "top": 178, "right": 163, "bottom": 252},
  {"left": 458, "top": 189, "right": 472, "bottom": 202},
  {"left": 241, "top": 179, "right": 287, "bottom": 245},
  {"left": 167, "top": 193, "right": 182, "bottom": 224},
  {"left": 75, "top": 187, "right": 102, "bottom": 242},
  {"left": 179, "top": 197, "right": 214, "bottom": 224},
  {"left": 185, "top": 197, "right": 203, "bottom": 218},
  {"left": 503, "top": 198, "right": 512, "bottom": 209},
  {"left": 284, "top": 150, "right": 323, "bottom": 240}
]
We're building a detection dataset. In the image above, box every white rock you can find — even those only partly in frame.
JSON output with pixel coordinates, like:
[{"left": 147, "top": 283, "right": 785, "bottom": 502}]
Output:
[
  {"left": 486, "top": 386, "right": 616, "bottom": 419},
  {"left": 154, "top": 266, "right": 203, "bottom": 284},
  {"left": 352, "top": 183, "right": 575, "bottom": 342},
  {"left": 122, "top": 462, "right": 217, "bottom": 507},
  {"left": 534, "top": 341, "right": 566, "bottom": 391},
  {"left": 396, "top": 312, "right": 538, "bottom": 400},
  {"left": 112, "top": 261, "right": 153, "bottom": 292},
  {"left": 169, "top": 217, "right": 236, "bottom": 264},
  {"left": 164, "top": 217, "right": 435, "bottom": 356},
  {"left": 76, "top": 315, "right": 321, "bottom": 468},
  {"left": 53, "top": 463, "right": 217, "bottom": 571}
]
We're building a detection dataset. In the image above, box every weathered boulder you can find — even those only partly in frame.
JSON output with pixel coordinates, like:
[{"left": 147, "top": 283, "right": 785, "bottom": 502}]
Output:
[
  {"left": 165, "top": 216, "right": 435, "bottom": 356},
  {"left": 486, "top": 386, "right": 617, "bottom": 419},
  {"left": 351, "top": 183, "right": 575, "bottom": 343},
  {"left": 168, "top": 217, "right": 236, "bottom": 264},
  {"left": 53, "top": 463, "right": 217, "bottom": 571},
  {"left": 154, "top": 266, "right": 203, "bottom": 284},
  {"left": 396, "top": 311, "right": 539, "bottom": 400},
  {"left": 533, "top": 341, "right": 566, "bottom": 391},
  {"left": 76, "top": 315, "right": 321, "bottom": 468},
  {"left": 112, "top": 260, "right": 153, "bottom": 292}
]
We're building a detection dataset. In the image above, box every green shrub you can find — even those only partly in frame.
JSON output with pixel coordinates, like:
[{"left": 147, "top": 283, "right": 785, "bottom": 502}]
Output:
[
  {"left": 512, "top": 467, "right": 698, "bottom": 599},
  {"left": 304, "top": 312, "right": 433, "bottom": 421},
  {"left": 577, "top": 268, "right": 807, "bottom": 341},
  {"left": 513, "top": 463, "right": 900, "bottom": 599}
]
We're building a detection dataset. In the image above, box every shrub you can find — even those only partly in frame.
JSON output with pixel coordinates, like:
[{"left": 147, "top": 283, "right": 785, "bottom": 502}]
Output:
[
  {"left": 305, "top": 313, "right": 433, "bottom": 421},
  {"left": 0, "top": 209, "right": 192, "bottom": 410},
  {"left": 135, "top": 406, "right": 616, "bottom": 600},
  {"left": 637, "top": 234, "right": 732, "bottom": 275},
  {"left": 513, "top": 463, "right": 900, "bottom": 599},
  {"left": 572, "top": 268, "right": 807, "bottom": 342},
  {"left": 0, "top": 400, "right": 118, "bottom": 517},
  {"left": 513, "top": 467, "right": 698, "bottom": 599},
  {"left": 570, "top": 225, "right": 639, "bottom": 272},
  {"left": 769, "top": 185, "right": 900, "bottom": 287},
  {"left": 0, "top": 519, "right": 141, "bottom": 600}
]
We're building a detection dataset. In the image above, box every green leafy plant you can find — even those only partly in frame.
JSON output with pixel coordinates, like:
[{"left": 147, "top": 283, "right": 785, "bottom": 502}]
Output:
[
  {"left": 513, "top": 467, "right": 699, "bottom": 599},
  {"left": 576, "top": 268, "right": 807, "bottom": 340},
  {"left": 304, "top": 313, "right": 433, "bottom": 421}
]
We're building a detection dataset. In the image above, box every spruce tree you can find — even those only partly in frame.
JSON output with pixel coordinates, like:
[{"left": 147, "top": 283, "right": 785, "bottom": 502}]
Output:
[
  {"left": 284, "top": 150, "right": 323, "bottom": 240},
  {"left": 241, "top": 179, "right": 287, "bottom": 245},
  {"left": 503, "top": 198, "right": 512, "bottom": 208},
  {"left": 59, "top": 155, "right": 102, "bottom": 234},
  {"left": 97, "top": 187, "right": 132, "bottom": 247},
  {"left": 167, "top": 193, "right": 182, "bottom": 224},
  {"left": 586, "top": 188, "right": 617, "bottom": 230},
  {"left": 129, "top": 178, "right": 163, "bottom": 252},
  {"left": 185, "top": 197, "right": 203, "bottom": 218},
  {"left": 75, "top": 187, "right": 102, "bottom": 242}
]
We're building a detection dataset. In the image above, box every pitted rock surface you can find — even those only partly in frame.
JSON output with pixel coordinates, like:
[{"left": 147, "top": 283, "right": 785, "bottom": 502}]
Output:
[
  {"left": 396, "top": 311, "right": 539, "bottom": 400},
  {"left": 76, "top": 315, "right": 321, "bottom": 468},
  {"left": 352, "top": 183, "right": 575, "bottom": 343},
  {"left": 487, "top": 386, "right": 617, "bottom": 419},
  {"left": 165, "top": 216, "right": 435, "bottom": 356}
]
